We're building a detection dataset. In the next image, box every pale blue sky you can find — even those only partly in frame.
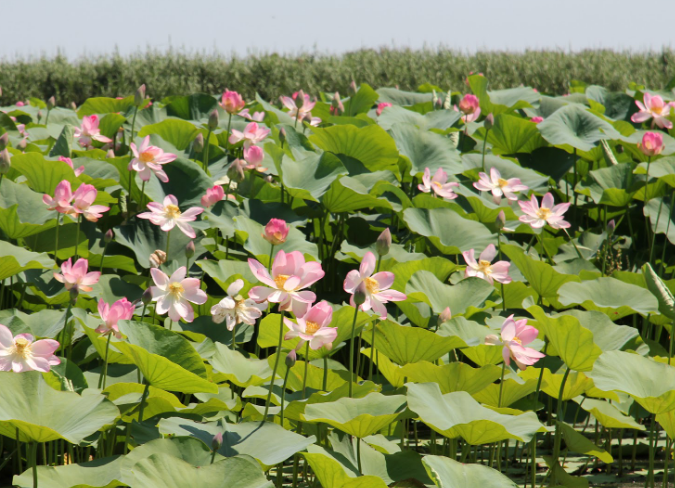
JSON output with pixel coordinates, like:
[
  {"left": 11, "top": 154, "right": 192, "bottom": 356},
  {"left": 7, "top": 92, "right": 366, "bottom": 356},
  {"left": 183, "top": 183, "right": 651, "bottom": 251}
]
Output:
[{"left": 2, "top": 0, "right": 673, "bottom": 60}]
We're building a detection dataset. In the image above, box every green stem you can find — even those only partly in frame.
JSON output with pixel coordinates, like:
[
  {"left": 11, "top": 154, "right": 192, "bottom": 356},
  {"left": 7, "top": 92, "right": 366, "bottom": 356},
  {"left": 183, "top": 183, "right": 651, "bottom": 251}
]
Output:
[
  {"left": 231, "top": 322, "right": 237, "bottom": 350},
  {"left": 322, "top": 355, "right": 328, "bottom": 391},
  {"left": 98, "top": 332, "right": 113, "bottom": 389},
  {"left": 649, "top": 196, "right": 664, "bottom": 265},
  {"left": 137, "top": 382, "right": 150, "bottom": 423},
  {"left": 54, "top": 213, "right": 61, "bottom": 259},
  {"left": 348, "top": 305, "right": 359, "bottom": 398},
  {"left": 647, "top": 413, "right": 657, "bottom": 488},
  {"left": 99, "top": 241, "right": 110, "bottom": 273},
  {"left": 31, "top": 442, "right": 38, "bottom": 488},
  {"left": 130, "top": 106, "right": 138, "bottom": 146},
  {"left": 551, "top": 368, "right": 571, "bottom": 486},
  {"left": 74, "top": 214, "right": 81, "bottom": 260},
  {"left": 563, "top": 228, "right": 584, "bottom": 259},
  {"left": 368, "top": 320, "right": 377, "bottom": 382},
  {"left": 280, "top": 365, "right": 291, "bottom": 426},
  {"left": 302, "top": 341, "right": 310, "bottom": 399},
  {"left": 210, "top": 449, "right": 217, "bottom": 465},
  {"left": 536, "top": 232, "right": 555, "bottom": 265},
  {"left": 138, "top": 179, "right": 146, "bottom": 213},
  {"left": 267, "top": 243, "right": 275, "bottom": 272},
  {"left": 356, "top": 437, "right": 362, "bottom": 474},
  {"left": 263, "top": 311, "right": 285, "bottom": 420},
  {"left": 481, "top": 128, "right": 490, "bottom": 171},
  {"left": 203, "top": 128, "right": 212, "bottom": 173},
  {"left": 224, "top": 113, "right": 232, "bottom": 154},
  {"left": 165, "top": 229, "right": 171, "bottom": 257},
  {"left": 127, "top": 170, "right": 134, "bottom": 209},
  {"left": 498, "top": 362, "right": 506, "bottom": 408}
]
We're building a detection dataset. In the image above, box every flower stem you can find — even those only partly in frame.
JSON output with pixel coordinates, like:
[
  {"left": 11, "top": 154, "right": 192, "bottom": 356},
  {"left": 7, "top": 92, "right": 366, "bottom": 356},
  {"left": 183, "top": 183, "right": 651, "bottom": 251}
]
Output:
[
  {"left": 137, "top": 382, "right": 150, "bottom": 424},
  {"left": 263, "top": 310, "right": 285, "bottom": 420},
  {"left": 551, "top": 367, "right": 571, "bottom": 486},
  {"left": 98, "top": 332, "right": 113, "bottom": 390},
  {"left": 231, "top": 322, "right": 237, "bottom": 351},
  {"left": 267, "top": 243, "right": 275, "bottom": 273},
  {"left": 31, "top": 442, "right": 38, "bottom": 488},
  {"left": 139, "top": 179, "right": 146, "bottom": 213},
  {"left": 302, "top": 342, "right": 310, "bottom": 399},
  {"left": 165, "top": 229, "right": 171, "bottom": 257},
  {"left": 562, "top": 228, "right": 584, "bottom": 259},
  {"left": 348, "top": 305, "right": 359, "bottom": 398},
  {"left": 224, "top": 113, "right": 232, "bottom": 154},
  {"left": 481, "top": 128, "right": 490, "bottom": 172},
  {"left": 203, "top": 128, "right": 212, "bottom": 173},
  {"left": 368, "top": 321, "right": 377, "bottom": 382},
  {"left": 74, "top": 214, "right": 82, "bottom": 260},
  {"left": 322, "top": 355, "right": 328, "bottom": 391},
  {"left": 280, "top": 365, "right": 291, "bottom": 426},
  {"left": 498, "top": 362, "right": 506, "bottom": 408},
  {"left": 54, "top": 213, "right": 61, "bottom": 259},
  {"left": 99, "top": 242, "right": 110, "bottom": 273},
  {"left": 130, "top": 106, "right": 138, "bottom": 146}
]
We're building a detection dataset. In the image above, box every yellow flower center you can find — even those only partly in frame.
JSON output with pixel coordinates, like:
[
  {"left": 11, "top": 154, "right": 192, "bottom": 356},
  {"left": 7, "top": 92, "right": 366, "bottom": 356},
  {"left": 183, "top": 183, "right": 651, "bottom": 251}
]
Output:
[
  {"left": 364, "top": 276, "right": 379, "bottom": 294},
  {"left": 477, "top": 260, "right": 493, "bottom": 274},
  {"left": 305, "top": 321, "right": 321, "bottom": 335},
  {"left": 274, "top": 274, "right": 290, "bottom": 289},
  {"left": 536, "top": 207, "right": 552, "bottom": 221},
  {"left": 273, "top": 231, "right": 285, "bottom": 242},
  {"left": 235, "top": 297, "right": 246, "bottom": 310},
  {"left": 497, "top": 178, "right": 509, "bottom": 188},
  {"left": 652, "top": 105, "right": 665, "bottom": 115},
  {"left": 165, "top": 204, "right": 181, "bottom": 219},
  {"left": 12, "top": 337, "right": 31, "bottom": 358},
  {"left": 168, "top": 282, "right": 184, "bottom": 297},
  {"left": 139, "top": 151, "right": 155, "bottom": 164},
  {"left": 432, "top": 181, "right": 443, "bottom": 188}
]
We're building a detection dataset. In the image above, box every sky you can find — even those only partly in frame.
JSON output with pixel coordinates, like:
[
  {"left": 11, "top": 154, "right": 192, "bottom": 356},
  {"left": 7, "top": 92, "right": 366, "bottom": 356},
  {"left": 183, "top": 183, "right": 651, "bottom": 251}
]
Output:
[{"left": 1, "top": 0, "right": 674, "bottom": 60}]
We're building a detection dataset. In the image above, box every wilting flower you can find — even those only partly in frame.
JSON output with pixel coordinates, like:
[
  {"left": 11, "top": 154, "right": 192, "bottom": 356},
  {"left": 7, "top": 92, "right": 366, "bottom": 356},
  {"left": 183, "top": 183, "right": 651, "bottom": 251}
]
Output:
[
  {"left": 96, "top": 298, "right": 134, "bottom": 338},
  {"left": 210, "top": 279, "right": 266, "bottom": 331},
  {"left": 376, "top": 102, "right": 392, "bottom": 116},
  {"left": 239, "top": 109, "right": 265, "bottom": 122},
  {"left": 638, "top": 131, "right": 664, "bottom": 157},
  {"left": 518, "top": 192, "right": 571, "bottom": 229},
  {"left": 631, "top": 93, "right": 675, "bottom": 129},
  {"left": 462, "top": 244, "right": 512, "bottom": 285},
  {"left": 280, "top": 92, "right": 316, "bottom": 121},
  {"left": 43, "top": 180, "right": 74, "bottom": 214},
  {"left": 344, "top": 251, "right": 406, "bottom": 319},
  {"left": 54, "top": 258, "right": 101, "bottom": 293},
  {"left": 485, "top": 315, "right": 545, "bottom": 370},
  {"left": 70, "top": 184, "right": 110, "bottom": 222},
  {"left": 220, "top": 90, "right": 245, "bottom": 114},
  {"left": 74, "top": 115, "right": 112, "bottom": 148},
  {"left": 454, "top": 94, "right": 481, "bottom": 123},
  {"left": 58, "top": 156, "right": 85, "bottom": 177},
  {"left": 418, "top": 167, "right": 460, "bottom": 199},
  {"left": 228, "top": 122, "right": 270, "bottom": 147},
  {"left": 248, "top": 250, "right": 324, "bottom": 317},
  {"left": 263, "top": 219, "right": 289, "bottom": 245},
  {"left": 0, "top": 325, "right": 60, "bottom": 373},
  {"left": 243, "top": 145, "right": 267, "bottom": 171},
  {"left": 138, "top": 195, "right": 204, "bottom": 238},
  {"left": 473, "top": 167, "right": 529, "bottom": 204},
  {"left": 149, "top": 250, "right": 167, "bottom": 269},
  {"left": 531, "top": 116, "right": 544, "bottom": 123},
  {"left": 129, "top": 136, "right": 176, "bottom": 182},
  {"left": 201, "top": 185, "right": 225, "bottom": 207},
  {"left": 284, "top": 301, "right": 337, "bottom": 351},
  {"left": 149, "top": 267, "right": 207, "bottom": 323}
]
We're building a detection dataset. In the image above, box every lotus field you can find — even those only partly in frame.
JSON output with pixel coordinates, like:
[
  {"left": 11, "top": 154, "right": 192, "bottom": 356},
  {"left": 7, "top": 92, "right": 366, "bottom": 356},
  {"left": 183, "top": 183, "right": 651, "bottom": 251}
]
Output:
[{"left": 1, "top": 74, "right": 675, "bottom": 488}]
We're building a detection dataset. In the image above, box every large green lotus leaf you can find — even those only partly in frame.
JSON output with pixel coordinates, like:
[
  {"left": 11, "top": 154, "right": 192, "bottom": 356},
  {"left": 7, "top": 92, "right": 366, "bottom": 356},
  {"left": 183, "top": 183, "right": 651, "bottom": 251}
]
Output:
[
  {"left": 468, "top": 75, "right": 538, "bottom": 116},
  {"left": 116, "top": 320, "right": 217, "bottom": 394},
  {"left": 576, "top": 398, "right": 644, "bottom": 430},
  {"left": 388, "top": 123, "right": 462, "bottom": 176},
  {"left": 138, "top": 119, "right": 199, "bottom": 151},
  {"left": 520, "top": 368, "right": 592, "bottom": 401},
  {"left": 114, "top": 220, "right": 195, "bottom": 268},
  {"left": 344, "top": 83, "right": 380, "bottom": 116},
  {"left": 302, "top": 449, "right": 388, "bottom": 488},
  {"left": 378, "top": 105, "right": 460, "bottom": 131},
  {"left": 10, "top": 152, "right": 80, "bottom": 194},
  {"left": 401, "top": 361, "right": 501, "bottom": 395},
  {"left": 558, "top": 309, "right": 638, "bottom": 352},
  {"left": 376, "top": 87, "right": 432, "bottom": 106},
  {"left": 645, "top": 197, "right": 675, "bottom": 245},
  {"left": 559, "top": 421, "right": 613, "bottom": 463},
  {"left": 475, "top": 114, "right": 546, "bottom": 155},
  {"left": 642, "top": 263, "right": 675, "bottom": 320},
  {"left": 472, "top": 374, "right": 539, "bottom": 408},
  {"left": 104, "top": 382, "right": 184, "bottom": 422},
  {"left": 0, "top": 308, "right": 69, "bottom": 339},
  {"left": 198, "top": 259, "right": 256, "bottom": 291},
  {"left": 77, "top": 96, "right": 134, "bottom": 117},
  {"left": 165, "top": 93, "right": 218, "bottom": 121},
  {"left": 234, "top": 215, "right": 318, "bottom": 262},
  {"left": 403, "top": 207, "right": 496, "bottom": 254},
  {"left": 528, "top": 306, "right": 601, "bottom": 372},
  {"left": 98, "top": 113, "right": 127, "bottom": 140},
  {"left": 273, "top": 354, "right": 355, "bottom": 393},
  {"left": 0, "top": 371, "right": 118, "bottom": 443},
  {"left": 280, "top": 382, "right": 379, "bottom": 422},
  {"left": 209, "top": 342, "right": 271, "bottom": 387},
  {"left": 80, "top": 322, "right": 133, "bottom": 366},
  {"left": 537, "top": 104, "right": 620, "bottom": 152},
  {"left": 558, "top": 277, "right": 659, "bottom": 319},
  {"left": 461, "top": 344, "right": 507, "bottom": 367},
  {"left": 423, "top": 454, "right": 517, "bottom": 488},
  {"left": 309, "top": 124, "right": 399, "bottom": 174},
  {"left": 575, "top": 163, "right": 638, "bottom": 207},
  {"left": 406, "top": 382, "right": 546, "bottom": 444},
  {"left": 322, "top": 175, "right": 393, "bottom": 213},
  {"left": 280, "top": 151, "right": 347, "bottom": 202},
  {"left": 0, "top": 240, "right": 54, "bottom": 281},
  {"left": 25, "top": 220, "right": 88, "bottom": 260},
  {"left": 0, "top": 179, "right": 58, "bottom": 238},
  {"left": 302, "top": 392, "right": 409, "bottom": 438},
  {"left": 637, "top": 156, "right": 675, "bottom": 188},
  {"left": 361, "top": 347, "right": 406, "bottom": 388},
  {"left": 591, "top": 351, "right": 675, "bottom": 414},
  {"left": 406, "top": 271, "right": 498, "bottom": 318},
  {"left": 436, "top": 317, "right": 493, "bottom": 349}
]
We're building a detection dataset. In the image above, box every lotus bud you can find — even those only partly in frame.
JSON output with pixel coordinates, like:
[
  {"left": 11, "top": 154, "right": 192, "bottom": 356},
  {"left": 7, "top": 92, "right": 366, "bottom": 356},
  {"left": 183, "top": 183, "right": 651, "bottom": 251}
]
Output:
[
  {"left": 607, "top": 219, "right": 616, "bottom": 234},
  {"left": 349, "top": 80, "right": 358, "bottom": 94},
  {"left": 353, "top": 281, "right": 367, "bottom": 306},
  {"left": 484, "top": 113, "right": 494, "bottom": 130},
  {"left": 263, "top": 219, "right": 289, "bottom": 246},
  {"left": 285, "top": 349, "right": 297, "bottom": 368},
  {"left": 375, "top": 228, "right": 391, "bottom": 257},
  {"left": 185, "top": 241, "right": 195, "bottom": 258},
  {"left": 141, "top": 287, "right": 153, "bottom": 306},
  {"left": 211, "top": 432, "right": 223, "bottom": 451},
  {"left": 331, "top": 92, "right": 344, "bottom": 115},
  {"left": 295, "top": 90, "right": 305, "bottom": 109},
  {"left": 496, "top": 210, "right": 506, "bottom": 231},
  {"left": 135, "top": 84, "right": 146, "bottom": 108},
  {"left": 70, "top": 102, "right": 77, "bottom": 110},
  {"left": 439, "top": 307, "right": 452, "bottom": 323},
  {"left": 37, "top": 110, "right": 43, "bottom": 122},
  {"left": 208, "top": 110, "right": 219, "bottom": 130},
  {"left": 104, "top": 229, "right": 114, "bottom": 243},
  {"left": 149, "top": 249, "right": 167, "bottom": 268},
  {"left": 194, "top": 133, "right": 204, "bottom": 153},
  {"left": 227, "top": 159, "right": 246, "bottom": 183},
  {"left": 106, "top": 149, "right": 115, "bottom": 159},
  {"left": 0, "top": 133, "right": 8, "bottom": 150},
  {"left": 0, "top": 149, "right": 11, "bottom": 174},
  {"left": 69, "top": 287, "right": 79, "bottom": 305},
  {"left": 278, "top": 127, "right": 286, "bottom": 146},
  {"left": 47, "top": 96, "right": 56, "bottom": 109},
  {"left": 17, "top": 138, "right": 27, "bottom": 151}
]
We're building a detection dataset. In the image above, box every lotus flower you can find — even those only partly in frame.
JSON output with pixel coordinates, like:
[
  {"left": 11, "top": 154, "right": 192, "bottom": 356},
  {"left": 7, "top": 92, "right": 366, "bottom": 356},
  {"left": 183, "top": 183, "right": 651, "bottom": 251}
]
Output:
[
  {"left": 531, "top": 116, "right": 544, "bottom": 123},
  {"left": 228, "top": 122, "right": 270, "bottom": 147},
  {"left": 418, "top": 167, "right": 459, "bottom": 200},
  {"left": 248, "top": 250, "right": 324, "bottom": 317},
  {"left": 70, "top": 184, "right": 110, "bottom": 222},
  {"left": 43, "top": 180, "right": 74, "bottom": 214},
  {"left": 58, "top": 156, "right": 85, "bottom": 177},
  {"left": 284, "top": 301, "right": 337, "bottom": 351},
  {"left": 280, "top": 93, "right": 316, "bottom": 121},
  {"left": 454, "top": 94, "right": 481, "bottom": 123},
  {"left": 129, "top": 136, "right": 176, "bottom": 182},
  {"left": 96, "top": 298, "right": 134, "bottom": 338},
  {"left": 462, "top": 244, "right": 512, "bottom": 285},
  {"left": 201, "top": 185, "right": 225, "bottom": 208},
  {"left": 138, "top": 195, "right": 204, "bottom": 238},
  {"left": 518, "top": 192, "right": 571, "bottom": 229},
  {"left": 220, "top": 90, "right": 245, "bottom": 114},
  {"left": 243, "top": 145, "right": 267, "bottom": 171},
  {"left": 485, "top": 315, "right": 545, "bottom": 370},
  {"left": 631, "top": 93, "right": 675, "bottom": 129},
  {"left": 344, "top": 251, "right": 406, "bottom": 319},
  {"left": 473, "top": 167, "right": 528, "bottom": 203},
  {"left": 240, "top": 109, "right": 265, "bottom": 122},
  {"left": 210, "top": 279, "right": 266, "bottom": 331},
  {"left": 0, "top": 325, "right": 60, "bottom": 373},
  {"left": 149, "top": 267, "right": 207, "bottom": 323},
  {"left": 376, "top": 102, "right": 392, "bottom": 116},
  {"left": 263, "top": 218, "right": 289, "bottom": 245},
  {"left": 54, "top": 258, "right": 100, "bottom": 293},
  {"left": 74, "top": 115, "right": 112, "bottom": 148},
  {"left": 638, "top": 131, "right": 664, "bottom": 157}
]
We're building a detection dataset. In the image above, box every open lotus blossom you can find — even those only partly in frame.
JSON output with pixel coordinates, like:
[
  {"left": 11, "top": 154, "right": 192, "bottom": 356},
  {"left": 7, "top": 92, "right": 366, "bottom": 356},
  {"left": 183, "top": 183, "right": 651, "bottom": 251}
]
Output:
[
  {"left": 70, "top": 183, "right": 110, "bottom": 222},
  {"left": 248, "top": 250, "right": 324, "bottom": 317},
  {"left": 518, "top": 192, "right": 571, "bottom": 229},
  {"left": 0, "top": 324, "right": 60, "bottom": 373},
  {"left": 58, "top": 156, "right": 85, "bottom": 177},
  {"left": 263, "top": 218, "right": 289, "bottom": 245},
  {"left": 376, "top": 102, "right": 392, "bottom": 116},
  {"left": 243, "top": 145, "right": 267, "bottom": 171},
  {"left": 228, "top": 122, "right": 271, "bottom": 146},
  {"left": 74, "top": 115, "right": 112, "bottom": 148},
  {"left": 531, "top": 116, "right": 544, "bottom": 123},
  {"left": 138, "top": 195, "right": 204, "bottom": 238},
  {"left": 631, "top": 93, "right": 675, "bottom": 129},
  {"left": 638, "top": 131, "right": 664, "bottom": 157},
  {"left": 485, "top": 315, "right": 545, "bottom": 370},
  {"left": 220, "top": 90, "right": 245, "bottom": 114},
  {"left": 201, "top": 185, "right": 225, "bottom": 207},
  {"left": 280, "top": 92, "right": 316, "bottom": 121},
  {"left": 344, "top": 251, "right": 407, "bottom": 319},
  {"left": 150, "top": 266, "right": 207, "bottom": 323},
  {"left": 43, "top": 180, "right": 74, "bottom": 214},
  {"left": 96, "top": 298, "right": 134, "bottom": 338},
  {"left": 210, "top": 279, "right": 266, "bottom": 331},
  {"left": 462, "top": 244, "right": 512, "bottom": 285},
  {"left": 454, "top": 94, "right": 481, "bottom": 123},
  {"left": 54, "top": 258, "right": 101, "bottom": 293},
  {"left": 473, "top": 167, "right": 529, "bottom": 203},
  {"left": 239, "top": 109, "right": 265, "bottom": 122},
  {"left": 418, "top": 167, "right": 460, "bottom": 200},
  {"left": 129, "top": 136, "right": 176, "bottom": 182},
  {"left": 284, "top": 301, "right": 337, "bottom": 351}
]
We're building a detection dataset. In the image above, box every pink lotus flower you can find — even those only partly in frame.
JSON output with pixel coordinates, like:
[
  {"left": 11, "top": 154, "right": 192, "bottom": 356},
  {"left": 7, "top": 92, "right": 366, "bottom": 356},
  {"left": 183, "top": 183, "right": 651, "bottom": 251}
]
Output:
[
  {"left": 149, "top": 266, "right": 207, "bottom": 323},
  {"left": 129, "top": 136, "right": 176, "bottom": 182},
  {"left": 96, "top": 298, "right": 134, "bottom": 338},
  {"left": 16, "top": 124, "right": 28, "bottom": 137},
  {"left": 485, "top": 315, "right": 544, "bottom": 370},
  {"left": 0, "top": 325, "right": 60, "bottom": 373},
  {"left": 138, "top": 195, "right": 204, "bottom": 238},
  {"left": 418, "top": 167, "right": 459, "bottom": 200},
  {"left": 16, "top": 101, "right": 25, "bottom": 107},
  {"left": 201, "top": 185, "right": 225, "bottom": 208},
  {"left": 210, "top": 279, "right": 266, "bottom": 331},
  {"left": 58, "top": 156, "right": 85, "bottom": 177},
  {"left": 638, "top": 131, "right": 664, "bottom": 157},
  {"left": 473, "top": 167, "right": 529, "bottom": 204},
  {"left": 248, "top": 250, "right": 324, "bottom": 317},
  {"left": 280, "top": 93, "right": 316, "bottom": 121},
  {"left": 343, "top": 251, "right": 406, "bottom": 319},
  {"left": 228, "top": 122, "right": 270, "bottom": 147},
  {"left": 376, "top": 102, "right": 392, "bottom": 116},
  {"left": 240, "top": 109, "right": 265, "bottom": 122},
  {"left": 284, "top": 301, "right": 337, "bottom": 351},
  {"left": 54, "top": 258, "right": 101, "bottom": 293},
  {"left": 531, "top": 116, "right": 544, "bottom": 123},
  {"left": 631, "top": 93, "right": 675, "bottom": 129},
  {"left": 462, "top": 244, "right": 512, "bottom": 285},
  {"left": 263, "top": 218, "right": 289, "bottom": 245},
  {"left": 454, "top": 94, "right": 481, "bottom": 123},
  {"left": 74, "top": 115, "right": 112, "bottom": 149},
  {"left": 518, "top": 192, "right": 571, "bottom": 229},
  {"left": 220, "top": 90, "right": 245, "bottom": 114},
  {"left": 243, "top": 145, "right": 267, "bottom": 171},
  {"left": 43, "top": 180, "right": 74, "bottom": 214},
  {"left": 70, "top": 184, "right": 110, "bottom": 222}
]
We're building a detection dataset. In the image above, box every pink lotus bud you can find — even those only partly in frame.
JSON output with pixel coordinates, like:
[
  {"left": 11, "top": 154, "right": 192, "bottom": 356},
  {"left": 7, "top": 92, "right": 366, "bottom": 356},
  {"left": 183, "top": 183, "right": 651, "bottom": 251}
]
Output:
[
  {"left": 135, "top": 84, "right": 146, "bottom": 107},
  {"left": 353, "top": 281, "right": 367, "bottom": 306},
  {"left": 531, "top": 116, "right": 544, "bottom": 124},
  {"left": 376, "top": 102, "right": 392, "bottom": 116},
  {"left": 638, "top": 131, "right": 664, "bottom": 157},
  {"left": 0, "top": 133, "right": 9, "bottom": 151},
  {"left": 496, "top": 210, "right": 506, "bottom": 230},
  {"left": 212, "top": 432, "right": 223, "bottom": 451},
  {"left": 349, "top": 80, "right": 358, "bottom": 94},
  {"left": 278, "top": 127, "right": 286, "bottom": 146},
  {"left": 227, "top": 159, "right": 246, "bottom": 183},
  {"left": 185, "top": 241, "right": 195, "bottom": 258},
  {"left": 285, "top": 349, "right": 297, "bottom": 368},
  {"left": 220, "top": 90, "right": 245, "bottom": 114},
  {"left": 458, "top": 94, "right": 480, "bottom": 115},
  {"left": 70, "top": 102, "right": 77, "bottom": 110},
  {"left": 484, "top": 113, "right": 494, "bottom": 130},
  {"left": 208, "top": 110, "right": 219, "bottom": 130},
  {"left": 375, "top": 228, "right": 392, "bottom": 257},
  {"left": 243, "top": 145, "right": 264, "bottom": 166},
  {"left": 194, "top": 133, "right": 204, "bottom": 153},
  {"left": 263, "top": 218, "right": 289, "bottom": 245},
  {"left": 47, "top": 96, "right": 56, "bottom": 109},
  {"left": 141, "top": 287, "right": 153, "bottom": 305},
  {"left": 106, "top": 150, "right": 115, "bottom": 159},
  {"left": 440, "top": 307, "right": 452, "bottom": 323},
  {"left": 17, "top": 138, "right": 27, "bottom": 151},
  {"left": 294, "top": 90, "right": 306, "bottom": 109},
  {"left": 330, "top": 92, "right": 344, "bottom": 115},
  {"left": 149, "top": 250, "right": 167, "bottom": 268},
  {"left": 104, "top": 229, "right": 114, "bottom": 243},
  {"left": 607, "top": 219, "right": 616, "bottom": 234},
  {"left": 16, "top": 101, "right": 25, "bottom": 107},
  {"left": 0, "top": 149, "right": 11, "bottom": 174},
  {"left": 201, "top": 185, "right": 225, "bottom": 208}
]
